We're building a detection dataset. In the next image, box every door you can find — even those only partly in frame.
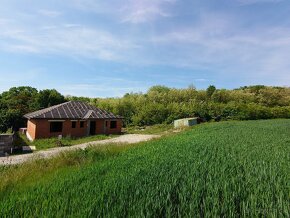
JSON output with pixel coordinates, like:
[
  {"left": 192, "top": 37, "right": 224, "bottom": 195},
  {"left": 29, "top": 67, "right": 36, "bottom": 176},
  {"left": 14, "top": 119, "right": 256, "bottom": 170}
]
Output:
[{"left": 89, "top": 121, "right": 96, "bottom": 135}]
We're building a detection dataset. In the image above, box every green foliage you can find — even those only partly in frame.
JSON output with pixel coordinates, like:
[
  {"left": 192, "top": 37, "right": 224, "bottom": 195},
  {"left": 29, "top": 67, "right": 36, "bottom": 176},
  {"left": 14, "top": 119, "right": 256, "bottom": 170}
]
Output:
[
  {"left": 1, "top": 85, "right": 290, "bottom": 131},
  {"left": 148, "top": 85, "right": 171, "bottom": 93},
  {"left": 0, "top": 87, "right": 66, "bottom": 132},
  {"left": 92, "top": 85, "right": 290, "bottom": 125},
  {"left": 65, "top": 95, "right": 91, "bottom": 103},
  {"left": 0, "top": 120, "right": 289, "bottom": 217},
  {"left": 0, "top": 86, "right": 38, "bottom": 131},
  {"left": 37, "top": 89, "right": 65, "bottom": 108},
  {"left": 206, "top": 85, "right": 216, "bottom": 98}
]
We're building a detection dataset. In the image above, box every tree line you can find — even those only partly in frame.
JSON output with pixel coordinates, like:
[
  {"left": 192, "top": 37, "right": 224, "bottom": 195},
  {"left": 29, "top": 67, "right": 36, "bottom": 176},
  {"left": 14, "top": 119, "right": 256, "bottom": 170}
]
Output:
[
  {"left": 0, "top": 85, "right": 289, "bottom": 132},
  {"left": 0, "top": 87, "right": 65, "bottom": 132}
]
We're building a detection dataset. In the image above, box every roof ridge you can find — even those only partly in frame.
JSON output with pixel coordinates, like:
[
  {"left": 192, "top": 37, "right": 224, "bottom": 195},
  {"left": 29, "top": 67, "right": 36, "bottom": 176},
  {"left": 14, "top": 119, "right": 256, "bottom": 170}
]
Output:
[{"left": 83, "top": 109, "right": 94, "bottom": 119}]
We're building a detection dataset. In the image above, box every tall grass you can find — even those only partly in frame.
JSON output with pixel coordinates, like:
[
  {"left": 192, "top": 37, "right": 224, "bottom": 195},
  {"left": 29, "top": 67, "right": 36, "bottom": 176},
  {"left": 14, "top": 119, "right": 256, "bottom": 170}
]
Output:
[
  {"left": 0, "top": 119, "right": 289, "bottom": 217},
  {"left": 16, "top": 133, "right": 114, "bottom": 150}
]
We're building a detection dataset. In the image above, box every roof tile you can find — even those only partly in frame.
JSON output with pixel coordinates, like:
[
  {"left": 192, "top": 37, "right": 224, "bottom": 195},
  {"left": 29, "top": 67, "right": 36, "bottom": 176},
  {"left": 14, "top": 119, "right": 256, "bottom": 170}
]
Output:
[{"left": 24, "top": 101, "right": 122, "bottom": 120}]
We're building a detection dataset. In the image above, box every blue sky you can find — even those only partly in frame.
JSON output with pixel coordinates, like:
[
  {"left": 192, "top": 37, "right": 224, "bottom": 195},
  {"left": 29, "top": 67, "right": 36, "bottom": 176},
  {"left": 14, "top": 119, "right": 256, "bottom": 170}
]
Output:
[{"left": 0, "top": 0, "right": 289, "bottom": 97}]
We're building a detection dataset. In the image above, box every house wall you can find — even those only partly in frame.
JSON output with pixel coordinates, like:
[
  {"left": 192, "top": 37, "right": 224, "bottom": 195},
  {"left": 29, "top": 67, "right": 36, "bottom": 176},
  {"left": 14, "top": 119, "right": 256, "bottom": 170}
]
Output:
[
  {"left": 27, "top": 120, "right": 37, "bottom": 140},
  {"left": 95, "top": 120, "right": 105, "bottom": 134},
  {"left": 90, "top": 119, "right": 122, "bottom": 135},
  {"left": 105, "top": 119, "right": 123, "bottom": 134},
  {"left": 26, "top": 119, "right": 122, "bottom": 140}
]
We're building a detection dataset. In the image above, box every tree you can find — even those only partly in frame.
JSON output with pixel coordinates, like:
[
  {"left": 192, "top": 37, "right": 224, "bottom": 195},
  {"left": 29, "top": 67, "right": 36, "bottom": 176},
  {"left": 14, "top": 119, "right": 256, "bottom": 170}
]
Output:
[
  {"left": 206, "top": 85, "right": 216, "bottom": 98},
  {"left": 0, "top": 86, "right": 38, "bottom": 131},
  {"left": 148, "top": 85, "right": 171, "bottom": 93},
  {"left": 38, "top": 89, "right": 66, "bottom": 108}
]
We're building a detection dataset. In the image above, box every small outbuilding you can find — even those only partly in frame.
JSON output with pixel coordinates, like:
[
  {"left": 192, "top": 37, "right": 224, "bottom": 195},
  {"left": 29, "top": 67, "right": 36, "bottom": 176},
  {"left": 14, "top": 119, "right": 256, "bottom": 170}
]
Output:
[
  {"left": 24, "top": 101, "right": 123, "bottom": 141},
  {"left": 174, "top": 117, "right": 198, "bottom": 128}
]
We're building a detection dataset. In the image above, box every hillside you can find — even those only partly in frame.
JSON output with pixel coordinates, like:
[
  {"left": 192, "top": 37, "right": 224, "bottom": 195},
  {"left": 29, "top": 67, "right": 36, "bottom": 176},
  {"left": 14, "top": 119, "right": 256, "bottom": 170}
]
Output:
[{"left": 0, "top": 120, "right": 289, "bottom": 217}]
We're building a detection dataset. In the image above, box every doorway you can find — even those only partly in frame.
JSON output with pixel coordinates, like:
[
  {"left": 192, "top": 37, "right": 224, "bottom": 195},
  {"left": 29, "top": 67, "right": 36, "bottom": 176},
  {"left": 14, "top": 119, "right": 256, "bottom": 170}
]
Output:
[{"left": 89, "top": 121, "right": 96, "bottom": 135}]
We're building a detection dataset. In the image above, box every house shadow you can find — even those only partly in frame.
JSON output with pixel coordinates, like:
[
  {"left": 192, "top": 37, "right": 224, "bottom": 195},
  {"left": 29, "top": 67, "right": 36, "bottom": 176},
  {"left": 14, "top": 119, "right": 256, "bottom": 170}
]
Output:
[{"left": 12, "top": 133, "right": 32, "bottom": 154}]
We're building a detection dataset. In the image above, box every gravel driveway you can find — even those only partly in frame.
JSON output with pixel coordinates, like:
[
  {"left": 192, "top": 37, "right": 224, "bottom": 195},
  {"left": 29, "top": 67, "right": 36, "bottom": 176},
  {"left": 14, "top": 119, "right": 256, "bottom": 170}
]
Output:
[{"left": 0, "top": 134, "right": 159, "bottom": 166}]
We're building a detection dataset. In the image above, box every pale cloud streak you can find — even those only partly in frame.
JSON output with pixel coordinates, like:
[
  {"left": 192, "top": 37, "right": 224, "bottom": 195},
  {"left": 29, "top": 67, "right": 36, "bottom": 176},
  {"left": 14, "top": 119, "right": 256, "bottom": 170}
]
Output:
[
  {"left": 120, "top": 0, "right": 176, "bottom": 23},
  {"left": 0, "top": 20, "right": 137, "bottom": 61},
  {"left": 38, "top": 9, "right": 62, "bottom": 17},
  {"left": 72, "top": 0, "right": 176, "bottom": 23},
  {"left": 60, "top": 83, "right": 149, "bottom": 97},
  {"left": 237, "top": 0, "right": 284, "bottom": 5},
  {"left": 149, "top": 13, "right": 290, "bottom": 83}
]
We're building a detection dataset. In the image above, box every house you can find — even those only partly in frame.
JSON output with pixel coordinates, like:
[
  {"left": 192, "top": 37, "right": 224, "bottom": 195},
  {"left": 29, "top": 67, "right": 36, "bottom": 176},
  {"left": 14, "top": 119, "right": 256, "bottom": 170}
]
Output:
[{"left": 24, "top": 101, "right": 123, "bottom": 141}]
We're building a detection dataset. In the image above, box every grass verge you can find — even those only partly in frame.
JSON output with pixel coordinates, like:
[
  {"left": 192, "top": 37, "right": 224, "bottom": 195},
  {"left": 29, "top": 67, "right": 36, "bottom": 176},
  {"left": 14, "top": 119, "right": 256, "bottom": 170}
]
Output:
[{"left": 15, "top": 133, "right": 116, "bottom": 150}]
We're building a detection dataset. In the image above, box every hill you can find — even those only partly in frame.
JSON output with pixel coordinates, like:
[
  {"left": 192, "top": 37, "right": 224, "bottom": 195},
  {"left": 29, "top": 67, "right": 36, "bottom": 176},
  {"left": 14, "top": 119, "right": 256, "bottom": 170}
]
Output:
[{"left": 0, "top": 119, "right": 289, "bottom": 217}]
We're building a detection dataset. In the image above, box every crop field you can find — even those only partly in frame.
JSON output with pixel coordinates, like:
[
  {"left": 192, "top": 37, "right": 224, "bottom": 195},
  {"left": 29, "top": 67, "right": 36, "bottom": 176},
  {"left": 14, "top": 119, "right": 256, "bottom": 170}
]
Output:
[{"left": 0, "top": 119, "right": 289, "bottom": 217}]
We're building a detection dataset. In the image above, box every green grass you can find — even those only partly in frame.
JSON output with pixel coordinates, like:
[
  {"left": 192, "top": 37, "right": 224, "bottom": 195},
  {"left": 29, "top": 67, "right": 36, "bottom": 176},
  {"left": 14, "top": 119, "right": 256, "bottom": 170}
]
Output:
[
  {"left": 126, "top": 123, "right": 174, "bottom": 134},
  {"left": 1, "top": 119, "right": 289, "bottom": 217},
  {"left": 0, "top": 128, "right": 13, "bottom": 134},
  {"left": 16, "top": 133, "right": 115, "bottom": 150}
]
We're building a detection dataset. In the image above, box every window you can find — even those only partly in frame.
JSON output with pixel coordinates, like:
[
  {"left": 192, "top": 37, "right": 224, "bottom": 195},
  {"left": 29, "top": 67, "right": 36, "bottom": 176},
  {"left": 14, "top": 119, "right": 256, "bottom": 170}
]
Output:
[
  {"left": 50, "top": 122, "right": 63, "bottom": 133},
  {"left": 106, "top": 121, "right": 108, "bottom": 127},
  {"left": 72, "top": 121, "right": 77, "bottom": 128},
  {"left": 80, "top": 121, "right": 85, "bottom": 128},
  {"left": 110, "top": 121, "right": 117, "bottom": 129}
]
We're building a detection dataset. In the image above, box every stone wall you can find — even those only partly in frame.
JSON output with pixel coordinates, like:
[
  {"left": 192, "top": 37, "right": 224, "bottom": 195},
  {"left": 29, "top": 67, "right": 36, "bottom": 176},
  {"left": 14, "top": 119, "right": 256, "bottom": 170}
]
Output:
[{"left": 0, "top": 133, "right": 15, "bottom": 155}]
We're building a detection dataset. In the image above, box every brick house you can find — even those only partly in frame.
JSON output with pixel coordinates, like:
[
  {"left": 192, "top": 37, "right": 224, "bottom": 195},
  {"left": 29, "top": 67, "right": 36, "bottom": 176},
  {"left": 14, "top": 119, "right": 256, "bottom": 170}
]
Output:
[{"left": 24, "top": 101, "right": 123, "bottom": 141}]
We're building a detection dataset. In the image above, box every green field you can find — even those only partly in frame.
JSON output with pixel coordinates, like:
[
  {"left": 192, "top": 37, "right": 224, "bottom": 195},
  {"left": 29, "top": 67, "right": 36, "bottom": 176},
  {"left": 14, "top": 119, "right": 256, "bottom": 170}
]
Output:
[{"left": 0, "top": 120, "right": 289, "bottom": 217}]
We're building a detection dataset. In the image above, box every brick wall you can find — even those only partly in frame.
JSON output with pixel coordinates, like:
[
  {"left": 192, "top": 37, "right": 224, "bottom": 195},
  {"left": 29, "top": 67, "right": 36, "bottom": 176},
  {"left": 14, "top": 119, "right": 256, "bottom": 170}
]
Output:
[
  {"left": 27, "top": 119, "right": 122, "bottom": 140},
  {"left": 27, "top": 120, "right": 36, "bottom": 140},
  {"left": 105, "top": 119, "right": 123, "bottom": 134}
]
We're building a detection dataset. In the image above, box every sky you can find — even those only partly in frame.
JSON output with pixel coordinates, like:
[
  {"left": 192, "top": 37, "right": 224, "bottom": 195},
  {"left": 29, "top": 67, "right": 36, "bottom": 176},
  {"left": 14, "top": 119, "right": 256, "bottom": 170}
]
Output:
[{"left": 0, "top": 0, "right": 289, "bottom": 97}]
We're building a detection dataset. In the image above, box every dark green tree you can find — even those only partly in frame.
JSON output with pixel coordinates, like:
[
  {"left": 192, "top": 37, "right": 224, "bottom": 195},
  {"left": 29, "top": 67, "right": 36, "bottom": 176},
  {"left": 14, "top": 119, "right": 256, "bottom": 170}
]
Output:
[
  {"left": 206, "top": 85, "right": 216, "bottom": 98},
  {"left": 37, "top": 89, "right": 66, "bottom": 108},
  {"left": 0, "top": 86, "right": 38, "bottom": 131}
]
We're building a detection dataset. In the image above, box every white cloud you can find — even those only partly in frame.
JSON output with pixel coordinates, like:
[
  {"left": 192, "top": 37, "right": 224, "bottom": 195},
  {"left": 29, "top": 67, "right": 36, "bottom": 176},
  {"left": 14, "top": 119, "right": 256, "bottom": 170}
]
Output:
[
  {"left": 120, "top": 0, "right": 176, "bottom": 23},
  {"left": 195, "top": 79, "right": 208, "bottom": 82},
  {"left": 59, "top": 83, "right": 148, "bottom": 97},
  {"left": 0, "top": 22, "right": 137, "bottom": 61},
  {"left": 38, "top": 9, "right": 62, "bottom": 17},
  {"left": 72, "top": 0, "right": 176, "bottom": 23},
  {"left": 237, "top": 0, "right": 283, "bottom": 5},
  {"left": 149, "top": 13, "right": 290, "bottom": 84},
  {"left": 6, "top": 45, "right": 39, "bottom": 53},
  {"left": 0, "top": 0, "right": 289, "bottom": 90},
  {"left": 0, "top": 69, "right": 44, "bottom": 93}
]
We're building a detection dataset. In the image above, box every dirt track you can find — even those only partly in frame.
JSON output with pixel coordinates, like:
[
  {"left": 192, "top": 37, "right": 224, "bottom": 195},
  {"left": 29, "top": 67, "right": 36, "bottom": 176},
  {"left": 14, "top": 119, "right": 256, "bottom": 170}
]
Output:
[{"left": 0, "top": 134, "right": 159, "bottom": 166}]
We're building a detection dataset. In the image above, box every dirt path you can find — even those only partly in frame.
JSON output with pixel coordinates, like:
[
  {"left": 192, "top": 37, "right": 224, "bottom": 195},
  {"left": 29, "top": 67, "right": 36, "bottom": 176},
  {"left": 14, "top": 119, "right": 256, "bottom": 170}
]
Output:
[{"left": 0, "top": 134, "right": 160, "bottom": 166}]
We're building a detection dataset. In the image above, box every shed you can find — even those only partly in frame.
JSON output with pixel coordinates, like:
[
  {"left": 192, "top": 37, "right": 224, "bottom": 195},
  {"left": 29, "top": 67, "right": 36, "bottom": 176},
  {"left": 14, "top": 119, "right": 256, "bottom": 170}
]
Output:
[{"left": 174, "top": 118, "right": 198, "bottom": 128}]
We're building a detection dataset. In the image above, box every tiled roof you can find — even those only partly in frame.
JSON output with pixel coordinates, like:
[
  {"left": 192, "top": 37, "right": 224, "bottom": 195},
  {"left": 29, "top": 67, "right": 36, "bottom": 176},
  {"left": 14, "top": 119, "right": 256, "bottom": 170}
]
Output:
[{"left": 24, "top": 101, "right": 122, "bottom": 120}]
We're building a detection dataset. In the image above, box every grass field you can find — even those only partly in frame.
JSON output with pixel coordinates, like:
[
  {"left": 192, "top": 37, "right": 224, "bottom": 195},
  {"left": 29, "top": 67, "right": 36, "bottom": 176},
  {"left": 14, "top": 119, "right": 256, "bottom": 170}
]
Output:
[{"left": 0, "top": 119, "right": 289, "bottom": 217}]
